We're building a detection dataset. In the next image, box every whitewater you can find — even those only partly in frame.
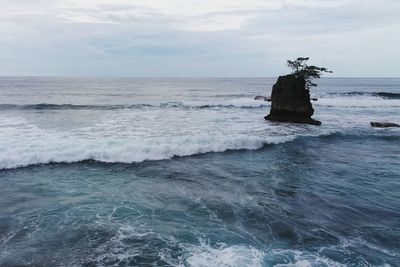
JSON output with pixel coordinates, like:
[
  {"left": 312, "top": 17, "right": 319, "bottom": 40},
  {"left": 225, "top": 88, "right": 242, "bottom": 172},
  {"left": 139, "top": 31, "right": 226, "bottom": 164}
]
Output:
[
  {"left": 0, "top": 77, "right": 399, "bottom": 266},
  {"left": 0, "top": 78, "right": 399, "bottom": 170}
]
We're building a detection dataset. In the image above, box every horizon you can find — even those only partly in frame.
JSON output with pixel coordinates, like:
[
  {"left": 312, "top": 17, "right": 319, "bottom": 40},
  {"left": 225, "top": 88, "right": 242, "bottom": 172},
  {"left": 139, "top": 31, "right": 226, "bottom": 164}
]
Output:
[{"left": 1, "top": 75, "right": 400, "bottom": 79}]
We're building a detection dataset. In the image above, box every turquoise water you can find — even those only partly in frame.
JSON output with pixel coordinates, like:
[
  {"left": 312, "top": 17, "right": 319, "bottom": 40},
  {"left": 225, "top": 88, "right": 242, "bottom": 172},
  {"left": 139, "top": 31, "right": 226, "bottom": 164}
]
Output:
[{"left": 0, "top": 78, "right": 399, "bottom": 266}]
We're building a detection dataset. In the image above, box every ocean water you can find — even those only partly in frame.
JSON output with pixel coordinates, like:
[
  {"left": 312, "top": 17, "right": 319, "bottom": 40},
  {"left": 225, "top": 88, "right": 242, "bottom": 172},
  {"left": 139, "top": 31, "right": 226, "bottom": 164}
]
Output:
[{"left": 0, "top": 77, "right": 399, "bottom": 266}]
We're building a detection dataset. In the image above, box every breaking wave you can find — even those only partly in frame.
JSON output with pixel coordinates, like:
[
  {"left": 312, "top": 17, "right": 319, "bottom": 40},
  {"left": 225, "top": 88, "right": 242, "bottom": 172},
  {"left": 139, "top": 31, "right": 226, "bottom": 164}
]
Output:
[
  {"left": 2, "top": 91, "right": 399, "bottom": 112},
  {"left": 328, "top": 91, "right": 400, "bottom": 99},
  {"left": 0, "top": 134, "right": 296, "bottom": 170},
  {"left": 315, "top": 94, "right": 400, "bottom": 108},
  {"left": 0, "top": 100, "right": 267, "bottom": 111}
]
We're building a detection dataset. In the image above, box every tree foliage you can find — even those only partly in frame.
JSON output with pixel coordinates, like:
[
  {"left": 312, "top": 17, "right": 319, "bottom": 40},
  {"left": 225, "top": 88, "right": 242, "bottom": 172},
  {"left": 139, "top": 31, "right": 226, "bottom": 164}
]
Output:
[{"left": 287, "top": 57, "right": 332, "bottom": 89}]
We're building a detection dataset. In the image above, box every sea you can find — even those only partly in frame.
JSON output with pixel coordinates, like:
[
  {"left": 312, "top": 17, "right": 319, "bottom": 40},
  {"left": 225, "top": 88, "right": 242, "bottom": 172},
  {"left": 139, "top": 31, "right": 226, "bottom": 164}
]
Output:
[{"left": 0, "top": 77, "right": 399, "bottom": 266}]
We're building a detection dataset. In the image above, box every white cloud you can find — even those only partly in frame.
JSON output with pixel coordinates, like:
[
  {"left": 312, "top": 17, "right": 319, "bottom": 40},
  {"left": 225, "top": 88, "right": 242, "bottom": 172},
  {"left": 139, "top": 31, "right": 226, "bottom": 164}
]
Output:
[
  {"left": 0, "top": 0, "right": 399, "bottom": 76},
  {"left": 0, "top": 0, "right": 352, "bottom": 30}
]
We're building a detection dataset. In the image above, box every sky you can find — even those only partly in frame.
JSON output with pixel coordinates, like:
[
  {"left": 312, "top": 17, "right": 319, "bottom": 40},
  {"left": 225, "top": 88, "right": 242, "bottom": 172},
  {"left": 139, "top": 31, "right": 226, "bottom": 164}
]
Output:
[{"left": 0, "top": 0, "right": 399, "bottom": 77}]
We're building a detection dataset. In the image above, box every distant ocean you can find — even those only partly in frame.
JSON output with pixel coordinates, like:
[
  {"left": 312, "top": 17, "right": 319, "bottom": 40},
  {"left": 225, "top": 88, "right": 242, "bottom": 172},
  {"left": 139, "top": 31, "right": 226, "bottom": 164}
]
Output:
[{"left": 0, "top": 77, "right": 399, "bottom": 266}]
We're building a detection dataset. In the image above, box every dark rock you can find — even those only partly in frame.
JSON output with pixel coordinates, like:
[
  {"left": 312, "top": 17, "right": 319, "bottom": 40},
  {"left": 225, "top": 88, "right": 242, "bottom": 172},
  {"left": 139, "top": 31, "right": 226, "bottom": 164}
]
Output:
[
  {"left": 255, "top": 95, "right": 270, "bottom": 101},
  {"left": 370, "top": 122, "right": 400, "bottom": 128},
  {"left": 265, "top": 74, "right": 321, "bottom": 125}
]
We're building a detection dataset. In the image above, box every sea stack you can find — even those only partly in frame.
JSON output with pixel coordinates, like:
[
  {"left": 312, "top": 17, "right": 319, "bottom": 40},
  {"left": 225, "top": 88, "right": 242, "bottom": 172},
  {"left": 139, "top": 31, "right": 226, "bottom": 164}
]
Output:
[{"left": 264, "top": 74, "right": 321, "bottom": 125}]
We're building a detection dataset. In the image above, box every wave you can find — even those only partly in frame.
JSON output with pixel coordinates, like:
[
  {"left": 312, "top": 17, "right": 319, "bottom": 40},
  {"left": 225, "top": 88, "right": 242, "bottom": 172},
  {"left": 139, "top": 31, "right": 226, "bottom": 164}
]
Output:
[
  {"left": 328, "top": 91, "right": 400, "bottom": 99},
  {"left": 315, "top": 94, "right": 400, "bottom": 108},
  {"left": 0, "top": 134, "right": 296, "bottom": 170},
  {"left": 0, "top": 101, "right": 267, "bottom": 111},
  {"left": 0, "top": 103, "right": 143, "bottom": 110},
  {"left": 212, "top": 94, "right": 254, "bottom": 98},
  {"left": 0, "top": 129, "right": 344, "bottom": 171}
]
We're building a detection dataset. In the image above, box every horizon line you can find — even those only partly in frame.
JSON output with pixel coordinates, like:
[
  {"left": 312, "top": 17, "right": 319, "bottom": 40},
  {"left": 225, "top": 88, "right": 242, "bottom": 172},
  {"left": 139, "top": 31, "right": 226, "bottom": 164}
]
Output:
[{"left": 0, "top": 75, "right": 399, "bottom": 79}]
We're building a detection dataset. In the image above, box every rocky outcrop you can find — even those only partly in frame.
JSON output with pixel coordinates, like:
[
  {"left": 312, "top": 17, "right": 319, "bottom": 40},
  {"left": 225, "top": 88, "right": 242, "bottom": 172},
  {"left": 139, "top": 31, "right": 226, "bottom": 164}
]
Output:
[
  {"left": 255, "top": 95, "right": 270, "bottom": 101},
  {"left": 264, "top": 74, "right": 321, "bottom": 125},
  {"left": 370, "top": 122, "right": 400, "bottom": 128}
]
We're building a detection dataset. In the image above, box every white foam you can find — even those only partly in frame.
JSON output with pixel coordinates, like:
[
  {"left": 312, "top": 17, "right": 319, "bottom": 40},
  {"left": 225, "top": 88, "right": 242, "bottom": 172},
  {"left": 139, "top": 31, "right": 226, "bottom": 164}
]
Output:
[
  {"left": 185, "top": 244, "right": 265, "bottom": 267},
  {"left": 183, "top": 244, "right": 348, "bottom": 267},
  {"left": 0, "top": 114, "right": 299, "bottom": 169},
  {"left": 91, "top": 224, "right": 154, "bottom": 266},
  {"left": 265, "top": 249, "right": 346, "bottom": 267}
]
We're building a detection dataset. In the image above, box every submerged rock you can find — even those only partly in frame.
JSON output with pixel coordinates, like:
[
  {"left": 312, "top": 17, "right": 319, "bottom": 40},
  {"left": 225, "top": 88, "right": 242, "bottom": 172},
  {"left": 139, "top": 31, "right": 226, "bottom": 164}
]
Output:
[
  {"left": 264, "top": 74, "right": 321, "bottom": 125},
  {"left": 255, "top": 95, "right": 271, "bottom": 101},
  {"left": 370, "top": 122, "right": 400, "bottom": 128}
]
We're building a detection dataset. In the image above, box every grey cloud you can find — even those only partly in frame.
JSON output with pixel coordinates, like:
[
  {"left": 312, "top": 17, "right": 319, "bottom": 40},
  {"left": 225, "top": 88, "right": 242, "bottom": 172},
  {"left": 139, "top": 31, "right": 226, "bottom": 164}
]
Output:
[{"left": 0, "top": 0, "right": 399, "bottom": 76}]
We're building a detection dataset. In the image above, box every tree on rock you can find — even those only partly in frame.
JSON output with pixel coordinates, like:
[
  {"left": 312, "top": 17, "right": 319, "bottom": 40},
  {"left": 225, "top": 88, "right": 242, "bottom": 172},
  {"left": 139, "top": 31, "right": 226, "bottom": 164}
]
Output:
[
  {"left": 287, "top": 57, "right": 332, "bottom": 90},
  {"left": 264, "top": 57, "right": 332, "bottom": 125}
]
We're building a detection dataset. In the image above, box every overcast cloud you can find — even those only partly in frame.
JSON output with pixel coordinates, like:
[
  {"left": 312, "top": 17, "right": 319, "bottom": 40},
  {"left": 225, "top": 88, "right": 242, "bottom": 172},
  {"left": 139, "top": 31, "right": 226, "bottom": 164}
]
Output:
[{"left": 0, "top": 0, "right": 399, "bottom": 77}]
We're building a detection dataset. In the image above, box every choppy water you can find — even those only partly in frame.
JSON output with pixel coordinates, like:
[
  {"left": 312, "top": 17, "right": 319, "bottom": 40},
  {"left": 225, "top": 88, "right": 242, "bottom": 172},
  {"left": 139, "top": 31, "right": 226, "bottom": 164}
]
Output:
[{"left": 0, "top": 77, "right": 399, "bottom": 266}]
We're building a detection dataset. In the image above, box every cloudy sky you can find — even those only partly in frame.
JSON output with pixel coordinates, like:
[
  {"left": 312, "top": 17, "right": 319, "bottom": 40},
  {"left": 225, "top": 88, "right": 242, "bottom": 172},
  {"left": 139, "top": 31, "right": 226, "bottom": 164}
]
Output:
[{"left": 1, "top": 0, "right": 399, "bottom": 77}]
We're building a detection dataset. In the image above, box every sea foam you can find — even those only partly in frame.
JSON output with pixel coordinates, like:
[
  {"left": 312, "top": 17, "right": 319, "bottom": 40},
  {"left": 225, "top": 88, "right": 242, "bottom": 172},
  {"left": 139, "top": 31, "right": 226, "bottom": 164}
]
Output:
[
  {"left": 185, "top": 244, "right": 265, "bottom": 267},
  {"left": 0, "top": 115, "right": 297, "bottom": 169},
  {"left": 183, "top": 243, "right": 347, "bottom": 267}
]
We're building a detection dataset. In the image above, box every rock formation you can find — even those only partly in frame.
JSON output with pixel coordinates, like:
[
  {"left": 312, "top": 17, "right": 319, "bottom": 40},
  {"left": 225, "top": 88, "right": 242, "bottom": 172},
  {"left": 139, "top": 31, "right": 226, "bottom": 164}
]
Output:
[
  {"left": 264, "top": 74, "right": 321, "bottom": 125},
  {"left": 255, "top": 95, "right": 270, "bottom": 101},
  {"left": 370, "top": 122, "right": 400, "bottom": 128}
]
